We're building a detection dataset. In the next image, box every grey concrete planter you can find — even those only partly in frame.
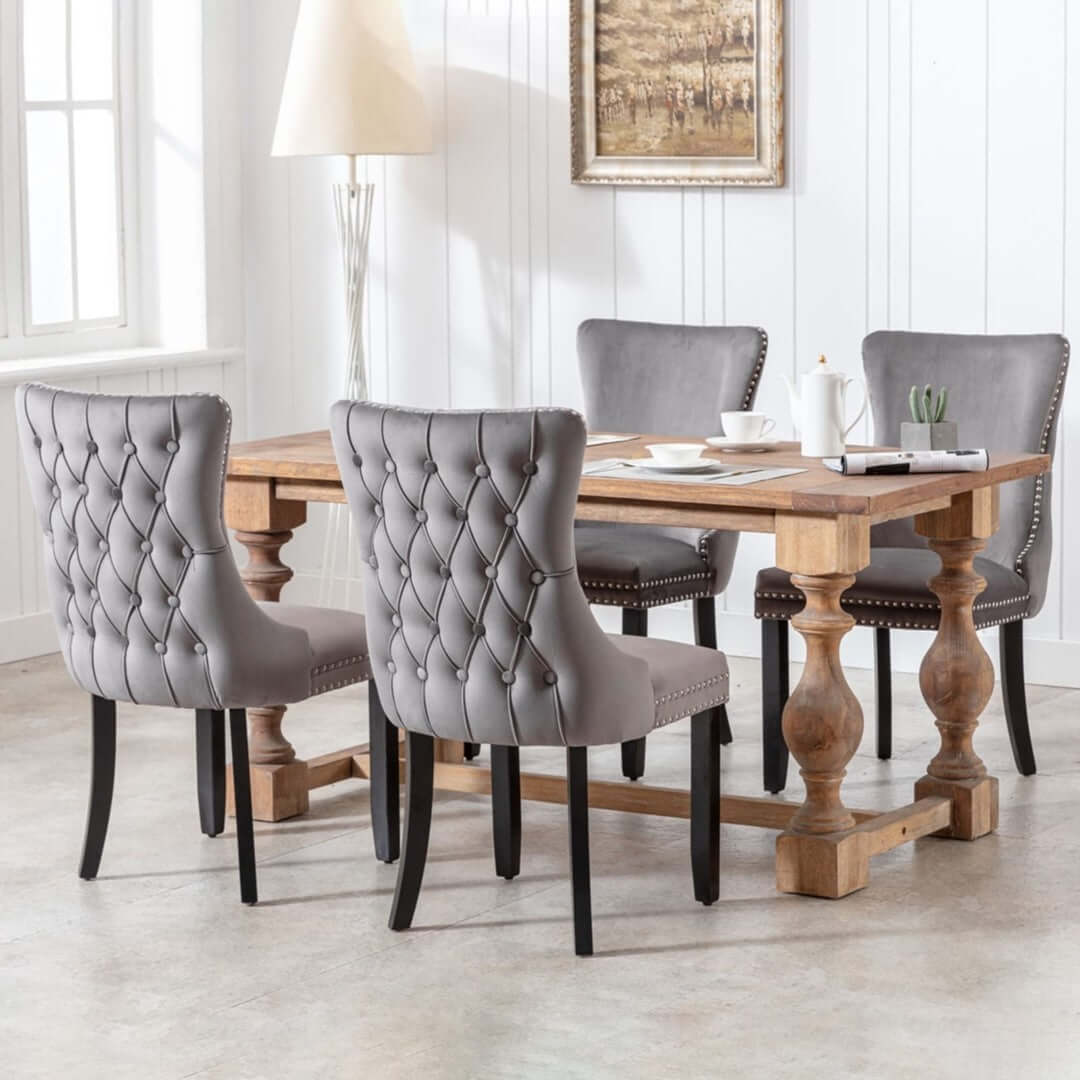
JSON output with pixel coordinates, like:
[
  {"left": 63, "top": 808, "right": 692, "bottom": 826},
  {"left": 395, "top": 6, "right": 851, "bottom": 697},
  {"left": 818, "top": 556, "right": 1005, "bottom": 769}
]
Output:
[{"left": 900, "top": 421, "right": 959, "bottom": 451}]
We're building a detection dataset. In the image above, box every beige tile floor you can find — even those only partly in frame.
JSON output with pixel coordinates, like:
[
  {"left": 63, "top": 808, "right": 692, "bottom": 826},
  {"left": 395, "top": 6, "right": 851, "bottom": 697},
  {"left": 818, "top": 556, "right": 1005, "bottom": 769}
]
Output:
[{"left": 1, "top": 652, "right": 1079, "bottom": 1079}]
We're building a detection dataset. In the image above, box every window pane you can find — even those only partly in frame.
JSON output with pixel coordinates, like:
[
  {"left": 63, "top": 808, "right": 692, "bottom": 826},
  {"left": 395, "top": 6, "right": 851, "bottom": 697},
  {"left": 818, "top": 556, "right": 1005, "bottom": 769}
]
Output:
[
  {"left": 22, "top": 0, "right": 68, "bottom": 101},
  {"left": 25, "top": 111, "right": 74, "bottom": 325},
  {"left": 73, "top": 109, "right": 120, "bottom": 320},
  {"left": 71, "top": 0, "right": 114, "bottom": 100}
]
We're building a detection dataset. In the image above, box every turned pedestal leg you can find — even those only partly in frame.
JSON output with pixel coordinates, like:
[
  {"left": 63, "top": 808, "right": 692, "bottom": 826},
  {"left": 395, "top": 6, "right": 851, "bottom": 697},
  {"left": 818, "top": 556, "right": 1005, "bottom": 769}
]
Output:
[
  {"left": 913, "top": 490, "right": 1000, "bottom": 839},
  {"left": 224, "top": 479, "right": 310, "bottom": 822},
  {"left": 772, "top": 513, "right": 870, "bottom": 899}
]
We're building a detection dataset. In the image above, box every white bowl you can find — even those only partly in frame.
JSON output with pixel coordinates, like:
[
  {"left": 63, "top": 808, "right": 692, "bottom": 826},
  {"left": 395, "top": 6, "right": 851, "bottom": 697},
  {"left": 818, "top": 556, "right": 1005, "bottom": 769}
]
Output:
[{"left": 644, "top": 442, "right": 707, "bottom": 467}]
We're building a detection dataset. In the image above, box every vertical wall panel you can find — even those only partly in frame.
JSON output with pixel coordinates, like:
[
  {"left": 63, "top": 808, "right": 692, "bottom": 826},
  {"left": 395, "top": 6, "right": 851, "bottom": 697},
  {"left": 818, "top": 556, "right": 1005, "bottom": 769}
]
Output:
[
  {"left": 613, "top": 189, "right": 684, "bottom": 324},
  {"left": 909, "top": 0, "right": 988, "bottom": 331},
  {"left": 1065, "top": 0, "right": 1080, "bottom": 643},
  {"left": 887, "top": 0, "right": 912, "bottom": 334}
]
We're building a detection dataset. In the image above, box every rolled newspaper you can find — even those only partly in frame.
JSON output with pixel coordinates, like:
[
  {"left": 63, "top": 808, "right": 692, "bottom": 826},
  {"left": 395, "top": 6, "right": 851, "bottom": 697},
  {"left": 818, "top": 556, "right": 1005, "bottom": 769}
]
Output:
[{"left": 825, "top": 449, "right": 990, "bottom": 476}]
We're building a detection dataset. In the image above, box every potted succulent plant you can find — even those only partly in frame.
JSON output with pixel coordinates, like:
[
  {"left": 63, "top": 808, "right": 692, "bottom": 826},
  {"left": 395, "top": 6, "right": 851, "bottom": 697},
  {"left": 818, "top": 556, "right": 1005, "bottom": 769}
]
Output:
[{"left": 901, "top": 384, "right": 958, "bottom": 451}]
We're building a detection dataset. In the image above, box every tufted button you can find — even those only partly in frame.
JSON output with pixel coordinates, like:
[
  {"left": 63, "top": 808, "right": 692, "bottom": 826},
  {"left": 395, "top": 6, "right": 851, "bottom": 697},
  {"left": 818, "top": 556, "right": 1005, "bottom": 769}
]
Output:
[
  {"left": 473, "top": 621, "right": 486, "bottom": 637},
  {"left": 456, "top": 668, "right": 468, "bottom": 683},
  {"left": 194, "top": 642, "right": 207, "bottom": 655},
  {"left": 181, "top": 545, "right": 193, "bottom": 559},
  {"left": 386, "top": 660, "right": 397, "bottom": 674},
  {"left": 455, "top": 507, "right": 468, "bottom": 522},
  {"left": 129, "top": 593, "right": 141, "bottom": 607},
  {"left": 485, "top": 565, "right": 498, "bottom": 580},
  {"left": 154, "top": 641, "right": 167, "bottom": 655},
  {"left": 522, "top": 461, "right": 538, "bottom": 476},
  {"left": 154, "top": 491, "right": 166, "bottom": 505},
  {"left": 475, "top": 463, "right": 490, "bottom": 478},
  {"left": 123, "top": 441, "right": 135, "bottom": 455},
  {"left": 428, "top": 619, "right": 439, "bottom": 635},
  {"left": 374, "top": 502, "right": 384, "bottom": 518},
  {"left": 86, "top": 440, "right": 98, "bottom": 454},
  {"left": 352, "top": 453, "right": 362, "bottom": 467},
  {"left": 399, "top": 563, "right": 410, "bottom": 579},
  {"left": 543, "top": 670, "right": 558, "bottom": 686},
  {"left": 529, "top": 570, "right": 545, "bottom": 585},
  {"left": 112, "top": 486, "right": 122, "bottom": 500},
  {"left": 504, "top": 512, "right": 518, "bottom": 527},
  {"left": 391, "top": 613, "right": 402, "bottom": 628},
  {"left": 369, "top": 555, "right": 379, "bottom": 569},
  {"left": 85, "top": 626, "right": 96, "bottom": 639},
  {"left": 33, "top": 436, "right": 42, "bottom": 448},
  {"left": 385, "top": 459, "right": 396, "bottom": 473},
  {"left": 423, "top": 459, "right": 438, "bottom": 474},
  {"left": 51, "top": 485, "right": 60, "bottom": 498},
  {"left": 166, "top": 440, "right": 179, "bottom": 454},
  {"left": 167, "top": 595, "right": 179, "bottom": 608},
  {"left": 518, "top": 621, "right": 532, "bottom": 638},
  {"left": 438, "top": 565, "right": 451, "bottom": 580},
  {"left": 98, "top": 540, "right": 109, "bottom": 553},
  {"left": 416, "top": 666, "right": 427, "bottom": 681},
  {"left": 55, "top": 442, "right": 63, "bottom": 452},
  {"left": 77, "top": 483, "right": 88, "bottom": 495},
  {"left": 89, "top": 588, "right": 98, "bottom": 601},
  {"left": 415, "top": 509, "right": 428, "bottom": 524},
  {"left": 502, "top": 670, "right": 516, "bottom": 686},
  {"left": 140, "top": 540, "right": 153, "bottom": 554}
]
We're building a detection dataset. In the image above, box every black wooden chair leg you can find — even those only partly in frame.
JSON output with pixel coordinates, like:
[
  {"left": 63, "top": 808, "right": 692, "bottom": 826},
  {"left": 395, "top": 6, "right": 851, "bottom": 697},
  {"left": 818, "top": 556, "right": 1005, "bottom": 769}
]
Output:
[
  {"left": 491, "top": 745, "right": 521, "bottom": 880},
  {"left": 761, "top": 618, "right": 790, "bottom": 793},
  {"left": 691, "top": 707, "right": 722, "bottom": 905},
  {"left": 621, "top": 607, "right": 649, "bottom": 780},
  {"left": 79, "top": 696, "right": 116, "bottom": 881},
  {"left": 874, "top": 626, "right": 892, "bottom": 760},
  {"left": 567, "top": 746, "right": 593, "bottom": 957},
  {"left": 694, "top": 597, "right": 731, "bottom": 745},
  {"left": 368, "top": 683, "right": 400, "bottom": 863},
  {"left": 463, "top": 742, "right": 481, "bottom": 760},
  {"left": 1000, "top": 619, "right": 1037, "bottom": 776},
  {"left": 389, "top": 731, "right": 435, "bottom": 931},
  {"left": 228, "top": 709, "right": 258, "bottom": 905},
  {"left": 195, "top": 709, "right": 226, "bottom": 837}
]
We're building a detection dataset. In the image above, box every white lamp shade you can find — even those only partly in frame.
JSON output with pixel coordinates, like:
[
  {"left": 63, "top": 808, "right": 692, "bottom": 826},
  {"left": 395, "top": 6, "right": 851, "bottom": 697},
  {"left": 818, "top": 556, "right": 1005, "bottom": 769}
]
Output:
[{"left": 271, "top": 0, "right": 432, "bottom": 157}]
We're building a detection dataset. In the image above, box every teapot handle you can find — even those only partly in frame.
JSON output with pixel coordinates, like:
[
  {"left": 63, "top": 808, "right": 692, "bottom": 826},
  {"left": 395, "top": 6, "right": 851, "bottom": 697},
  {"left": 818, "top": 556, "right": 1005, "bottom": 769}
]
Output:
[{"left": 843, "top": 377, "right": 868, "bottom": 437}]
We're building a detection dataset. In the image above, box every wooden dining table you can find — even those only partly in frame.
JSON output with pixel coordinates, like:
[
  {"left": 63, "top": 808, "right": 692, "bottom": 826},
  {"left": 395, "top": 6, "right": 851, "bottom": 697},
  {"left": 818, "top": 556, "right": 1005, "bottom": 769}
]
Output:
[{"left": 224, "top": 431, "right": 1049, "bottom": 899}]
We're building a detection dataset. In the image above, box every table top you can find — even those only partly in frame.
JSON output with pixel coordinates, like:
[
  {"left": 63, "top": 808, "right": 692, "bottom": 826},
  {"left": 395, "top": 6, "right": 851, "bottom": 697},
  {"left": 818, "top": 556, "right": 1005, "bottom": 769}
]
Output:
[{"left": 227, "top": 429, "right": 1049, "bottom": 519}]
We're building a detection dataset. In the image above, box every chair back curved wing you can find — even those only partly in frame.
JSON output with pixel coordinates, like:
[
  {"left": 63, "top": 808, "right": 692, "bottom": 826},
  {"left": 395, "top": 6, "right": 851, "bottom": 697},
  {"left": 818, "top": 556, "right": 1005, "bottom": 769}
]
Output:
[
  {"left": 577, "top": 319, "right": 767, "bottom": 436},
  {"left": 863, "top": 331, "right": 1070, "bottom": 615},
  {"left": 331, "top": 401, "right": 653, "bottom": 747},
  {"left": 15, "top": 384, "right": 310, "bottom": 709}
]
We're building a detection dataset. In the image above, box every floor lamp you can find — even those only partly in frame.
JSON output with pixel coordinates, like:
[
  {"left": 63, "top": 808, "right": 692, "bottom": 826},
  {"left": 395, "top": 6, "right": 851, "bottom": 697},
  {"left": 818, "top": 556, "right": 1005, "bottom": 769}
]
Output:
[{"left": 271, "top": 0, "right": 432, "bottom": 604}]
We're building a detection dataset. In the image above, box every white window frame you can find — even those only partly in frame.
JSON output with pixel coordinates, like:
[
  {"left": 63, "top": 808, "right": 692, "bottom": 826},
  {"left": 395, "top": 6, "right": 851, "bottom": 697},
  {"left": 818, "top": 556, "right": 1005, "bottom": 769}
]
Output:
[{"left": 0, "top": 0, "right": 141, "bottom": 361}]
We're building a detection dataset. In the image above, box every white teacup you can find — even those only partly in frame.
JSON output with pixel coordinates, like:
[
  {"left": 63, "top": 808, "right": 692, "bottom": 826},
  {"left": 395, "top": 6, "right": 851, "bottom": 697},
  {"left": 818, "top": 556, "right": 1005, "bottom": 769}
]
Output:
[
  {"left": 645, "top": 442, "right": 707, "bottom": 467},
  {"left": 721, "top": 411, "right": 776, "bottom": 442}
]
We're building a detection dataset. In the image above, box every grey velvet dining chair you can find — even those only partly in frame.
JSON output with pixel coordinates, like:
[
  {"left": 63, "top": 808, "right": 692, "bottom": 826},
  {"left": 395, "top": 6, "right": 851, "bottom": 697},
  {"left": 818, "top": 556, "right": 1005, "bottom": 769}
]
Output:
[
  {"left": 15, "top": 384, "right": 380, "bottom": 904},
  {"left": 331, "top": 400, "right": 731, "bottom": 956},
  {"left": 755, "top": 331, "right": 1070, "bottom": 792},
  {"left": 554, "top": 318, "right": 768, "bottom": 784}
]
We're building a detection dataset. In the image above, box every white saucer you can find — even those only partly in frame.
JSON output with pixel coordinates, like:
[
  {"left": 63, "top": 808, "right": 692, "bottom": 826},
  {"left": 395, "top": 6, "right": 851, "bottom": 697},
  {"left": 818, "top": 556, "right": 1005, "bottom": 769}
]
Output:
[
  {"left": 627, "top": 457, "right": 717, "bottom": 473},
  {"left": 705, "top": 435, "right": 782, "bottom": 453}
]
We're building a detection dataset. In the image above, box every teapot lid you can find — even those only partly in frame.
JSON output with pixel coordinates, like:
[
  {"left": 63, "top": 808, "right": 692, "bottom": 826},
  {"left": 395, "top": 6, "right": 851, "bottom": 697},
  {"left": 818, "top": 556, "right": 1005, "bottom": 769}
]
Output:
[{"left": 807, "top": 353, "right": 840, "bottom": 376}]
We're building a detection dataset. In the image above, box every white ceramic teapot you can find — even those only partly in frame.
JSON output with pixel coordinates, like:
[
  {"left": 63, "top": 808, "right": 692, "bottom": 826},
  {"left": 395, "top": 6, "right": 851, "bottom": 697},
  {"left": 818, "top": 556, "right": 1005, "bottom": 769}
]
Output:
[{"left": 783, "top": 355, "right": 867, "bottom": 458}]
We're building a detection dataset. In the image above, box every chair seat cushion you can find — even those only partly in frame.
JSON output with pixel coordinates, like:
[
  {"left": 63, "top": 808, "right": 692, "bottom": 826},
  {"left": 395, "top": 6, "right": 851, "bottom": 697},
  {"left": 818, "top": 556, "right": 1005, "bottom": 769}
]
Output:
[
  {"left": 608, "top": 634, "right": 729, "bottom": 730},
  {"left": 258, "top": 604, "right": 372, "bottom": 695},
  {"left": 576, "top": 521, "right": 713, "bottom": 608},
  {"left": 754, "top": 548, "right": 1030, "bottom": 630}
]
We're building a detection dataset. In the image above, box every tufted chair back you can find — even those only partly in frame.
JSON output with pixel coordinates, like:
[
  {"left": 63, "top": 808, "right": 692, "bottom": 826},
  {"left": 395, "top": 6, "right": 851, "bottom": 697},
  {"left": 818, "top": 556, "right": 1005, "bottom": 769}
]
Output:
[
  {"left": 16, "top": 383, "right": 312, "bottom": 710},
  {"left": 331, "top": 401, "right": 654, "bottom": 747},
  {"left": 863, "top": 331, "right": 1070, "bottom": 616}
]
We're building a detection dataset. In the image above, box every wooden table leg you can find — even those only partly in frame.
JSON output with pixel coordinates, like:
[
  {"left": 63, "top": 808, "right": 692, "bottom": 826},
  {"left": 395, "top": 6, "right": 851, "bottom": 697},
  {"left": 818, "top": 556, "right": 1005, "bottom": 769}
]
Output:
[
  {"left": 772, "top": 514, "right": 872, "bottom": 898},
  {"left": 224, "top": 478, "right": 310, "bottom": 821},
  {"left": 913, "top": 489, "right": 1000, "bottom": 839}
]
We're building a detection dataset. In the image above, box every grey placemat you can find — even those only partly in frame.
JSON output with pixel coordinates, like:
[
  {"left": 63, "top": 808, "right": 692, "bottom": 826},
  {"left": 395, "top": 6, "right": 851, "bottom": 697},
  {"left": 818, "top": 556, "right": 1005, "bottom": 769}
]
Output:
[{"left": 582, "top": 459, "right": 806, "bottom": 486}]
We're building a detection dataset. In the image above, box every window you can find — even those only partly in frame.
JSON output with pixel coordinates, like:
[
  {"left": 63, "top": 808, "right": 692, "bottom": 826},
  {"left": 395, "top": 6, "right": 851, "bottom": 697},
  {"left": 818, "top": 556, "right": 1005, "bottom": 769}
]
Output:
[{"left": 1, "top": 0, "right": 139, "bottom": 358}]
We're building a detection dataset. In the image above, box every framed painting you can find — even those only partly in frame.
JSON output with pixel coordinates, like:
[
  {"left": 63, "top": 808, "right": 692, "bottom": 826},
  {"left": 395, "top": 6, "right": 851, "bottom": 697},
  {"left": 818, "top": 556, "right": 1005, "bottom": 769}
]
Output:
[{"left": 571, "top": 0, "right": 784, "bottom": 186}]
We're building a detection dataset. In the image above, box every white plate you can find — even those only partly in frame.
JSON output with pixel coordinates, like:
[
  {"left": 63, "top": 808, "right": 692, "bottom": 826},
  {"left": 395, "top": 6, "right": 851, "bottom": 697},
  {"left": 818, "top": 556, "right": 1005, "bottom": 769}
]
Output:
[
  {"left": 626, "top": 457, "right": 716, "bottom": 473},
  {"left": 705, "top": 436, "right": 783, "bottom": 453}
]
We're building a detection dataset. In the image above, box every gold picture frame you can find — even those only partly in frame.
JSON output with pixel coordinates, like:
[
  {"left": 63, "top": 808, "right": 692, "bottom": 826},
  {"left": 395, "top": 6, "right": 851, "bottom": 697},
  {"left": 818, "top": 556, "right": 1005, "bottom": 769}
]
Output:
[{"left": 571, "top": 0, "right": 784, "bottom": 186}]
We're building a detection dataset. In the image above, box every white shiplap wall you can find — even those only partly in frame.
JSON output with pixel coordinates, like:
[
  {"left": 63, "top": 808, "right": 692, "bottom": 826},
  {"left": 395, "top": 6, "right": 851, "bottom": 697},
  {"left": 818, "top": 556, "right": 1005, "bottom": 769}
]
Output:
[{"left": 244, "top": 0, "right": 1079, "bottom": 684}]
